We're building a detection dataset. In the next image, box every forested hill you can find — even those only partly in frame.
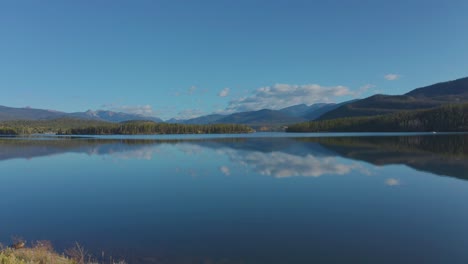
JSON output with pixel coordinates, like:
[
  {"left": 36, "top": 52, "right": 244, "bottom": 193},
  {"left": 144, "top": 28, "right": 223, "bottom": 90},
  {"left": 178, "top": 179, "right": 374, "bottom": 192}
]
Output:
[
  {"left": 62, "top": 121, "right": 254, "bottom": 135},
  {"left": 0, "top": 118, "right": 110, "bottom": 135},
  {"left": 405, "top": 76, "right": 468, "bottom": 98},
  {"left": 318, "top": 76, "right": 468, "bottom": 120},
  {"left": 0, "top": 119, "right": 254, "bottom": 135},
  {"left": 287, "top": 103, "right": 468, "bottom": 132}
]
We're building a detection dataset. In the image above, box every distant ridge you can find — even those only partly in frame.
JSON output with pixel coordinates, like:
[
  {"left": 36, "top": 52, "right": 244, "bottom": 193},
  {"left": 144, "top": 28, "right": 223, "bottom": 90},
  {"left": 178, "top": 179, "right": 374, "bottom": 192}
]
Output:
[
  {"left": 172, "top": 103, "right": 346, "bottom": 128},
  {"left": 3, "top": 76, "right": 466, "bottom": 126},
  {"left": 278, "top": 104, "right": 317, "bottom": 117},
  {"left": 0, "top": 103, "right": 336, "bottom": 128},
  {"left": 215, "top": 109, "right": 307, "bottom": 126},
  {"left": 0, "top": 106, "right": 65, "bottom": 121},
  {"left": 319, "top": 76, "right": 468, "bottom": 120},
  {"left": 405, "top": 76, "right": 468, "bottom": 98},
  {"left": 68, "top": 110, "right": 163, "bottom": 123},
  {"left": 302, "top": 100, "right": 358, "bottom": 120},
  {"left": 182, "top": 114, "right": 226, "bottom": 124},
  {"left": 0, "top": 106, "right": 163, "bottom": 123}
]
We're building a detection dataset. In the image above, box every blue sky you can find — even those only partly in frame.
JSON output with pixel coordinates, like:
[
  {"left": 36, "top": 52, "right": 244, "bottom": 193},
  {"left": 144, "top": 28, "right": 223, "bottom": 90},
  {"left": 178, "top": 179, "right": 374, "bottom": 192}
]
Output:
[{"left": 1, "top": 0, "right": 467, "bottom": 120}]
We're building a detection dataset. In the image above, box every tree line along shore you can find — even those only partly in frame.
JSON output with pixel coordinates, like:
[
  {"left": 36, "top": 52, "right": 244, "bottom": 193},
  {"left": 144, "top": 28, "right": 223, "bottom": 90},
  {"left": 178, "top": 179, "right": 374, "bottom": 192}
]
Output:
[
  {"left": 286, "top": 103, "right": 468, "bottom": 133},
  {"left": 0, "top": 119, "right": 255, "bottom": 135},
  {"left": 1, "top": 103, "right": 468, "bottom": 135}
]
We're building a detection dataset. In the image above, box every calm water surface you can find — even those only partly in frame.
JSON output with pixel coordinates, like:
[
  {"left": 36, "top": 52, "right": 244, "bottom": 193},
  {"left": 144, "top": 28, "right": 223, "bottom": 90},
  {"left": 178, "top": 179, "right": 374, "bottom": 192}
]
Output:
[{"left": 1, "top": 133, "right": 468, "bottom": 264}]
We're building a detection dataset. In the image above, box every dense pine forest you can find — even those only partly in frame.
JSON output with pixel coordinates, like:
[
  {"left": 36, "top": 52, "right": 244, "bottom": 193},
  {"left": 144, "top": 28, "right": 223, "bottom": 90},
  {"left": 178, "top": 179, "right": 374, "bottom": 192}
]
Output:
[
  {"left": 287, "top": 103, "right": 468, "bottom": 132},
  {"left": 0, "top": 118, "right": 110, "bottom": 135},
  {"left": 61, "top": 121, "right": 254, "bottom": 135},
  {"left": 0, "top": 119, "right": 254, "bottom": 135}
]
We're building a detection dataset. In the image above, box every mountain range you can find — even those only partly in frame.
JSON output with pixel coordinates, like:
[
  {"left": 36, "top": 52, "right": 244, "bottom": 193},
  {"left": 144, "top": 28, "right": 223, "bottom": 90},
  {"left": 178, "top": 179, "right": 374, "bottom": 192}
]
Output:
[
  {"left": 0, "top": 107, "right": 163, "bottom": 123},
  {"left": 166, "top": 103, "right": 351, "bottom": 128},
  {"left": 0, "top": 103, "right": 343, "bottom": 128},
  {"left": 318, "top": 76, "right": 468, "bottom": 120},
  {"left": 167, "top": 76, "right": 468, "bottom": 126},
  {"left": 67, "top": 110, "right": 163, "bottom": 123},
  {"left": 1, "top": 76, "right": 467, "bottom": 127}
]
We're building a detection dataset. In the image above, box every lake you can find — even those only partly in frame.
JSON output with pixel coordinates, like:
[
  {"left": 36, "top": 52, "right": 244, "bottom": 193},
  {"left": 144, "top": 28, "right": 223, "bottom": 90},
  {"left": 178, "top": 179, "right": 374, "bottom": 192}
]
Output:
[{"left": 1, "top": 133, "right": 468, "bottom": 264}]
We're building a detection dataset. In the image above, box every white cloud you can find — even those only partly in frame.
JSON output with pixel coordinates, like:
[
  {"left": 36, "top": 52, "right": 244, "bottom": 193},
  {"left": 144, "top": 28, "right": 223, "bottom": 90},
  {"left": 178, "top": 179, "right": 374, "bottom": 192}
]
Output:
[
  {"left": 223, "top": 83, "right": 352, "bottom": 113},
  {"left": 103, "top": 104, "right": 154, "bottom": 116},
  {"left": 218, "top": 87, "right": 230, "bottom": 97},
  {"left": 384, "top": 74, "right": 400, "bottom": 81},
  {"left": 219, "top": 166, "right": 230, "bottom": 176}
]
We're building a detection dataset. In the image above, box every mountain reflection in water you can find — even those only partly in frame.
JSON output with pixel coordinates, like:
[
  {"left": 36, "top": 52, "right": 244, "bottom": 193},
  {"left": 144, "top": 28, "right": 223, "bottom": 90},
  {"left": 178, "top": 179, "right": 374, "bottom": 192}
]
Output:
[
  {"left": 1, "top": 134, "right": 468, "bottom": 264},
  {"left": 1, "top": 134, "right": 467, "bottom": 180}
]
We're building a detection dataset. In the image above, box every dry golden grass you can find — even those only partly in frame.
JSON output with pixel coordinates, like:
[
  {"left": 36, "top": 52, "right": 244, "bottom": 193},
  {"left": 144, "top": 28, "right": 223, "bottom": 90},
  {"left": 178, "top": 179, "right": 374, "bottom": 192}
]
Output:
[
  {"left": 0, "top": 241, "right": 127, "bottom": 264},
  {"left": 0, "top": 241, "right": 87, "bottom": 264},
  {"left": 0, "top": 247, "right": 74, "bottom": 264}
]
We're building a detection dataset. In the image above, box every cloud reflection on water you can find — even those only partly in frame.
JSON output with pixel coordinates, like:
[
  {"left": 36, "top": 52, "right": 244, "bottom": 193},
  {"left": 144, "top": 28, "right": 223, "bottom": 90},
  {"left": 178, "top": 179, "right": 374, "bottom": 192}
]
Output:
[
  {"left": 104, "top": 142, "right": 371, "bottom": 179},
  {"left": 217, "top": 148, "right": 370, "bottom": 178},
  {"left": 385, "top": 178, "right": 400, "bottom": 186}
]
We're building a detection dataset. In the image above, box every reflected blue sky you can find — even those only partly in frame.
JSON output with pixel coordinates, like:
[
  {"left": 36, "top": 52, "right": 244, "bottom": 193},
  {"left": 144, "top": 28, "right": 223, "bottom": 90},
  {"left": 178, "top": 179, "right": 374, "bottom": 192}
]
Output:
[{"left": 1, "top": 135, "right": 468, "bottom": 263}]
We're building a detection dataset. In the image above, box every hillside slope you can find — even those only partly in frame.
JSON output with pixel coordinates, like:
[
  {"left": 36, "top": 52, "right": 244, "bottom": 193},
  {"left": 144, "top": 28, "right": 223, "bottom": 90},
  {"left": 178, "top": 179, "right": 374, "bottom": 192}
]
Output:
[
  {"left": 216, "top": 109, "right": 307, "bottom": 126},
  {"left": 287, "top": 103, "right": 468, "bottom": 132},
  {"left": 0, "top": 106, "right": 65, "bottom": 121},
  {"left": 319, "top": 77, "right": 468, "bottom": 120},
  {"left": 68, "top": 110, "right": 163, "bottom": 122},
  {"left": 0, "top": 106, "right": 163, "bottom": 123}
]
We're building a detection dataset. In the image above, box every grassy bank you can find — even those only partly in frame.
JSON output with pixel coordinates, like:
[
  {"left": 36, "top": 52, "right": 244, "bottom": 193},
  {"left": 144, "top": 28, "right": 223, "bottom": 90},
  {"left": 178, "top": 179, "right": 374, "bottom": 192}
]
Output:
[
  {"left": 0, "top": 241, "right": 125, "bottom": 264},
  {"left": 0, "top": 248, "right": 73, "bottom": 264}
]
